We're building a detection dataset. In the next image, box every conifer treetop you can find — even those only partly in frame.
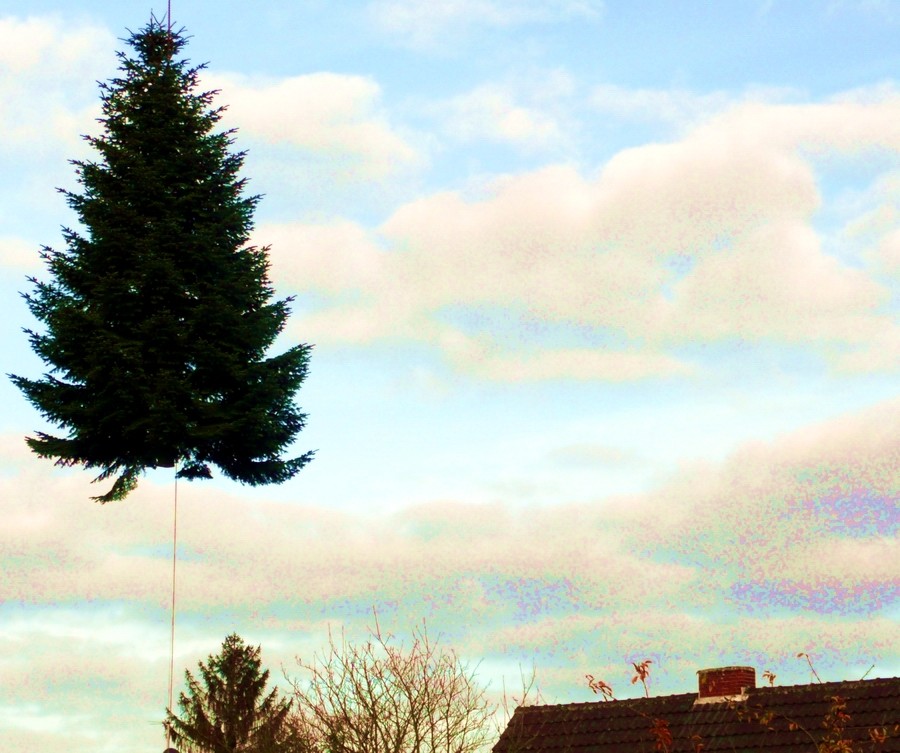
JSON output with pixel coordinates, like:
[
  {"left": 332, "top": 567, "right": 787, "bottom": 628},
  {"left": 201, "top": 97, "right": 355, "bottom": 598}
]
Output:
[{"left": 165, "top": 633, "right": 302, "bottom": 753}]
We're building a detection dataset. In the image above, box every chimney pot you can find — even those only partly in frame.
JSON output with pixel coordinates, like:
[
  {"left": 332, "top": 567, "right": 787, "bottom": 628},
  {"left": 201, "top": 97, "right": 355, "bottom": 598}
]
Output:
[{"left": 697, "top": 666, "right": 755, "bottom": 698}]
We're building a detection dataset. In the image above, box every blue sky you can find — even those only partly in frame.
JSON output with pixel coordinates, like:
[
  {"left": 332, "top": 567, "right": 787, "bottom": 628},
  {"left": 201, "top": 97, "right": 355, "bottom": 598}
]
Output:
[{"left": 1, "top": 1, "right": 898, "bottom": 752}]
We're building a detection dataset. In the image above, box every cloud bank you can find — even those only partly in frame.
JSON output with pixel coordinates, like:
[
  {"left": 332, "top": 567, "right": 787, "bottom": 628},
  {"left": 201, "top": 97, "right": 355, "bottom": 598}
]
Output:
[
  {"left": 1, "top": 396, "right": 896, "bottom": 750},
  {"left": 261, "top": 90, "right": 900, "bottom": 380}
]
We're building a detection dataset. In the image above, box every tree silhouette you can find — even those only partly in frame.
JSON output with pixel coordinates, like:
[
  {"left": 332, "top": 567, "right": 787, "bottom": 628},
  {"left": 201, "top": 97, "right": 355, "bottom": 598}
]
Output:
[
  {"left": 166, "top": 633, "right": 305, "bottom": 753},
  {"left": 10, "top": 19, "right": 313, "bottom": 502}
]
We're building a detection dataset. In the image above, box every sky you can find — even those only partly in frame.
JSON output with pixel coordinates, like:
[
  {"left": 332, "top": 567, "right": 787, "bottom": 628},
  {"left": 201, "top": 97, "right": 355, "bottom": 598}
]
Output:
[{"left": 1, "top": 0, "right": 898, "bottom": 751}]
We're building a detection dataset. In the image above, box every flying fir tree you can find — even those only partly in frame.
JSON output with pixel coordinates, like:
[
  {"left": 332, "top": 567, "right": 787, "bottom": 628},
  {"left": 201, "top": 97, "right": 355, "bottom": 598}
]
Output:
[{"left": 10, "top": 20, "right": 313, "bottom": 502}]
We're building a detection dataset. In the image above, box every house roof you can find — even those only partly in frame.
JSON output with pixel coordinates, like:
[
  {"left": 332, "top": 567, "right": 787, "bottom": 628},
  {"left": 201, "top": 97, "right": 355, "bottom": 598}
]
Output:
[{"left": 493, "top": 676, "right": 900, "bottom": 753}]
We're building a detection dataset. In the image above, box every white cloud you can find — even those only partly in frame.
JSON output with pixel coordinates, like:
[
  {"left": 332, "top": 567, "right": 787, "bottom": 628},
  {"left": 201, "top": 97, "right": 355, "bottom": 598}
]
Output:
[
  {"left": 8, "top": 390, "right": 890, "bottom": 623},
  {"left": 609, "top": 396, "right": 900, "bottom": 602},
  {"left": 489, "top": 611, "right": 900, "bottom": 680},
  {"left": 209, "top": 72, "right": 421, "bottom": 180},
  {"left": 663, "top": 219, "right": 890, "bottom": 344},
  {"left": 446, "top": 343, "right": 695, "bottom": 382},
  {"left": 875, "top": 228, "right": 900, "bottom": 278},
  {"left": 0, "top": 15, "right": 110, "bottom": 75},
  {"left": 369, "top": 0, "right": 603, "bottom": 47},
  {"left": 796, "top": 536, "right": 899, "bottom": 583},
  {"left": 589, "top": 84, "right": 804, "bottom": 131},
  {"left": 439, "top": 84, "right": 565, "bottom": 150},
  {"left": 0, "top": 16, "right": 113, "bottom": 156},
  {"left": 832, "top": 326, "right": 900, "bottom": 373},
  {"left": 548, "top": 443, "right": 644, "bottom": 468},
  {"left": 0, "top": 236, "right": 41, "bottom": 274},
  {"left": 591, "top": 85, "right": 733, "bottom": 128},
  {"left": 268, "top": 88, "right": 900, "bottom": 380},
  {"left": 263, "top": 220, "right": 387, "bottom": 295},
  {"left": 839, "top": 170, "right": 900, "bottom": 281},
  {"left": 695, "top": 90, "right": 900, "bottom": 156}
]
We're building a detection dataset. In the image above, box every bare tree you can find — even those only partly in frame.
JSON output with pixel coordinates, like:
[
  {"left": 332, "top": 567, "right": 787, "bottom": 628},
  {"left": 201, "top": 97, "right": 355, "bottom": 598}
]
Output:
[
  {"left": 288, "top": 618, "right": 493, "bottom": 753},
  {"left": 493, "top": 664, "right": 546, "bottom": 753}
]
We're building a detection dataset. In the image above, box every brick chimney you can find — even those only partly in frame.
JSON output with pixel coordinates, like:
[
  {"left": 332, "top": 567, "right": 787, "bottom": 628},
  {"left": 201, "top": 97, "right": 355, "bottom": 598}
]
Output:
[{"left": 697, "top": 666, "right": 755, "bottom": 699}]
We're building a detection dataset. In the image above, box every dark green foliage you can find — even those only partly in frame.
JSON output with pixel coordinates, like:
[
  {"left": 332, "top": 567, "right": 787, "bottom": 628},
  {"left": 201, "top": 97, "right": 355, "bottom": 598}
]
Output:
[
  {"left": 10, "top": 20, "right": 313, "bottom": 502},
  {"left": 166, "top": 633, "right": 307, "bottom": 753}
]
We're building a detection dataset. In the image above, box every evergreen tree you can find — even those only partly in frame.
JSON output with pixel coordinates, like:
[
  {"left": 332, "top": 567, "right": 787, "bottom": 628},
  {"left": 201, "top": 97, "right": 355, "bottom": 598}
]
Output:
[
  {"left": 166, "top": 633, "right": 306, "bottom": 753},
  {"left": 10, "top": 19, "right": 313, "bottom": 502}
]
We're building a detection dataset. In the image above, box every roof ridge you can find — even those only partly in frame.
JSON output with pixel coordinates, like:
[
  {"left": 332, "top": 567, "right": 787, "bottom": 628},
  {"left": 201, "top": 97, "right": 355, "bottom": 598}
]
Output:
[
  {"left": 521, "top": 690, "right": 699, "bottom": 712},
  {"left": 517, "top": 675, "right": 900, "bottom": 713},
  {"left": 748, "top": 675, "right": 900, "bottom": 692}
]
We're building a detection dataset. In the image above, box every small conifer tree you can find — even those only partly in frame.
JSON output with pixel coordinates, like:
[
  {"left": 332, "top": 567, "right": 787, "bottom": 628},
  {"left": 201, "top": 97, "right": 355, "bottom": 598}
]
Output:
[
  {"left": 10, "top": 19, "right": 313, "bottom": 502},
  {"left": 166, "top": 633, "right": 304, "bottom": 753}
]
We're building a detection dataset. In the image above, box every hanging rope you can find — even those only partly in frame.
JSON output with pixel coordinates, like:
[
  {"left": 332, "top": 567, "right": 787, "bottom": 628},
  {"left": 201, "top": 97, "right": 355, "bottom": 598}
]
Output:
[
  {"left": 163, "top": 0, "right": 174, "bottom": 63},
  {"left": 165, "top": 462, "right": 179, "bottom": 750},
  {"left": 164, "top": 6, "right": 178, "bottom": 749}
]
